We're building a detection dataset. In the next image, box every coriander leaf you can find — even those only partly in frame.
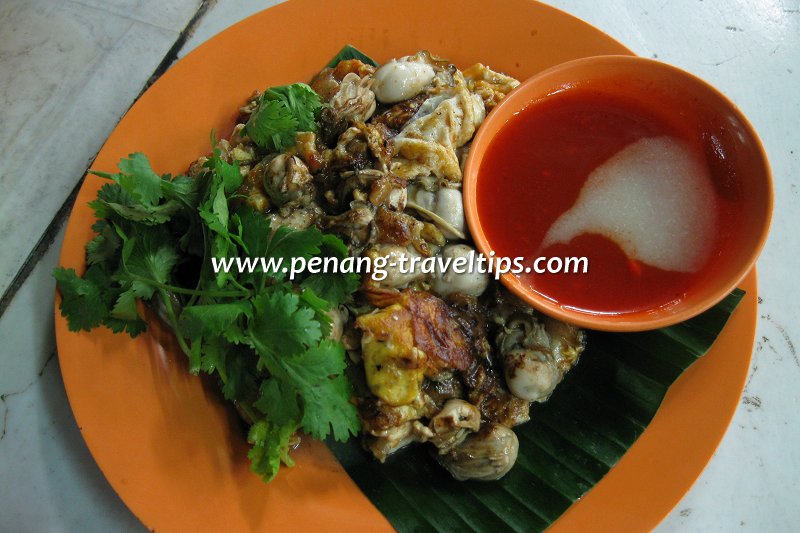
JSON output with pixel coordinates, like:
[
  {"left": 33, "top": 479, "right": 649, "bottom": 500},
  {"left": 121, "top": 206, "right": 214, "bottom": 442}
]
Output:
[
  {"left": 254, "top": 379, "right": 302, "bottom": 427},
  {"left": 110, "top": 287, "right": 140, "bottom": 321},
  {"left": 266, "top": 226, "right": 323, "bottom": 280},
  {"left": 246, "top": 289, "right": 321, "bottom": 357},
  {"left": 245, "top": 83, "right": 321, "bottom": 152},
  {"left": 268, "top": 226, "right": 324, "bottom": 262},
  {"left": 117, "top": 153, "right": 163, "bottom": 206},
  {"left": 89, "top": 183, "right": 181, "bottom": 225},
  {"left": 236, "top": 206, "right": 272, "bottom": 287},
  {"left": 301, "top": 371, "right": 359, "bottom": 441},
  {"left": 54, "top": 264, "right": 148, "bottom": 337},
  {"left": 87, "top": 184, "right": 120, "bottom": 220},
  {"left": 200, "top": 184, "right": 230, "bottom": 235},
  {"left": 210, "top": 232, "right": 234, "bottom": 288},
  {"left": 119, "top": 226, "right": 179, "bottom": 299},
  {"left": 299, "top": 287, "right": 333, "bottom": 339},
  {"left": 246, "top": 99, "right": 298, "bottom": 152},
  {"left": 265, "top": 83, "right": 321, "bottom": 134},
  {"left": 223, "top": 321, "right": 248, "bottom": 345},
  {"left": 237, "top": 206, "right": 271, "bottom": 258},
  {"left": 105, "top": 199, "right": 182, "bottom": 224},
  {"left": 162, "top": 174, "right": 205, "bottom": 209},
  {"left": 212, "top": 184, "right": 229, "bottom": 228},
  {"left": 198, "top": 161, "right": 245, "bottom": 289},
  {"left": 188, "top": 338, "right": 203, "bottom": 373},
  {"left": 247, "top": 420, "right": 297, "bottom": 482},
  {"left": 53, "top": 266, "right": 109, "bottom": 332},
  {"left": 179, "top": 301, "right": 252, "bottom": 341},
  {"left": 221, "top": 345, "right": 259, "bottom": 402},
  {"left": 318, "top": 233, "right": 349, "bottom": 257},
  {"left": 301, "top": 272, "right": 360, "bottom": 306},
  {"left": 200, "top": 336, "right": 228, "bottom": 375},
  {"left": 164, "top": 173, "right": 207, "bottom": 255},
  {"left": 92, "top": 152, "right": 163, "bottom": 207},
  {"left": 299, "top": 286, "right": 332, "bottom": 312},
  {"left": 55, "top": 263, "right": 147, "bottom": 337},
  {"left": 282, "top": 340, "right": 359, "bottom": 441},
  {"left": 300, "top": 234, "right": 359, "bottom": 305},
  {"left": 207, "top": 150, "right": 243, "bottom": 194},
  {"left": 292, "top": 338, "right": 347, "bottom": 379},
  {"left": 297, "top": 239, "right": 357, "bottom": 305},
  {"left": 86, "top": 220, "right": 121, "bottom": 266},
  {"left": 198, "top": 149, "right": 245, "bottom": 275},
  {"left": 103, "top": 315, "right": 147, "bottom": 337}
]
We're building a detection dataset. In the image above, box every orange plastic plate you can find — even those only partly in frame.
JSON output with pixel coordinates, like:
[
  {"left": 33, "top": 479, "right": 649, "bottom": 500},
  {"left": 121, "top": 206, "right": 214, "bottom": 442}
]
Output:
[{"left": 54, "top": 1, "right": 757, "bottom": 531}]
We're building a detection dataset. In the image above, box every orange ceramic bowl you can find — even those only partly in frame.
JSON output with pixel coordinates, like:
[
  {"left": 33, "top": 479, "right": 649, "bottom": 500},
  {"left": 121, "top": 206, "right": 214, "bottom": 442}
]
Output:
[{"left": 464, "top": 55, "right": 772, "bottom": 332}]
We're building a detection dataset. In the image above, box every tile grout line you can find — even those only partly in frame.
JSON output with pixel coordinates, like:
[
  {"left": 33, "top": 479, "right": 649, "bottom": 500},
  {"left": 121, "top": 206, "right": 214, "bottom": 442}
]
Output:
[
  {"left": 0, "top": 0, "right": 218, "bottom": 320},
  {"left": 139, "top": 0, "right": 219, "bottom": 96}
]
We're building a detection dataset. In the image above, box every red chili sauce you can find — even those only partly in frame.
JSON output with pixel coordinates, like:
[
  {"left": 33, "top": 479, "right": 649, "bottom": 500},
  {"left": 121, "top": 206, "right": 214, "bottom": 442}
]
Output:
[{"left": 476, "top": 88, "right": 737, "bottom": 315}]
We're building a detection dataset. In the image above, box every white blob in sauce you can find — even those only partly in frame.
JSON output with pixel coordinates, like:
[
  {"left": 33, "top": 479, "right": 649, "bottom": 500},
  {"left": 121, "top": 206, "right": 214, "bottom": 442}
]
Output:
[{"left": 542, "top": 136, "right": 717, "bottom": 273}]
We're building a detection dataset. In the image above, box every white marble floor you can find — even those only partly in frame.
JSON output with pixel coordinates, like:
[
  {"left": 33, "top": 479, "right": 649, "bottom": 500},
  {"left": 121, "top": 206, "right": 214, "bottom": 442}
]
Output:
[
  {"left": 0, "top": 0, "right": 797, "bottom": 531},
  {"left": 0, "top": 0, "right": 203, "bottom": 298}
]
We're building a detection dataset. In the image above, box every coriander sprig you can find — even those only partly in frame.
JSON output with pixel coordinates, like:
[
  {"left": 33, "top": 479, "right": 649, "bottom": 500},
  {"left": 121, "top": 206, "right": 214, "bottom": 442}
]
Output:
[{"left": 55, "top": 144, "right": 360, "bottom": 482}]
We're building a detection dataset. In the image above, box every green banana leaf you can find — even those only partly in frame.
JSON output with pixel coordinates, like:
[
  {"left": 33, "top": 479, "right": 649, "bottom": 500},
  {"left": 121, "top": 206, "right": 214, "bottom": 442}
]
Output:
[
  {"left": 328, "top": 288, "right": 745, "bottom": 532},
  {"left": 326, "top": 44, "right": 379, "bottom": 68}
]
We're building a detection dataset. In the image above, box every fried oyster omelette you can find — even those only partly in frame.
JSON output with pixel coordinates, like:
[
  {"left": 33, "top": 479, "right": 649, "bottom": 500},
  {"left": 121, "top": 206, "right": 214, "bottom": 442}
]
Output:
[{"left": 190, "top": 50, "right": 586, "bottom": 481}]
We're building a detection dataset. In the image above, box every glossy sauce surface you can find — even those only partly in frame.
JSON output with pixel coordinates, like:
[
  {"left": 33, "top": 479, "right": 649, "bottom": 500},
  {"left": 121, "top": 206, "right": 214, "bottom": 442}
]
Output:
[{"left": 477, "top": 88, "right": 738, "bottom": 315}]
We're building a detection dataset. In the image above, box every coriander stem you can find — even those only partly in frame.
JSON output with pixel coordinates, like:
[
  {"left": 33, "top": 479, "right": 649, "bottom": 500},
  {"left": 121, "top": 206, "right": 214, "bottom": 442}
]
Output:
[
  {"left": 159, "top": 289, "right": 193, "bottom": 359},
  {"left": 129, "top": 273, "right": 250, "bottom": 298},
  {"left": 237, "top": 401, "right": 260, "bottom": 426},
  {"left": 187, "top": 223, "right": 210, "bottom": 307},
  {"left": 229, "top": 277, "right": 250, "bottom": 293}
]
